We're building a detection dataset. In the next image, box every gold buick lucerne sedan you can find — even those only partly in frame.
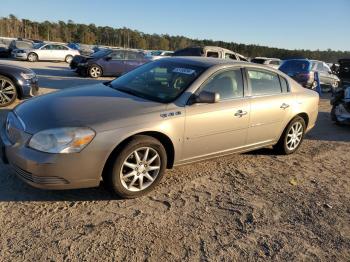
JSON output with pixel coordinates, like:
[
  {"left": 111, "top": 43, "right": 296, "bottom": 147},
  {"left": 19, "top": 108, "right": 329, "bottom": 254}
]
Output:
[{"left": 0, "top": 57, "right": 319, "bottom": 198}]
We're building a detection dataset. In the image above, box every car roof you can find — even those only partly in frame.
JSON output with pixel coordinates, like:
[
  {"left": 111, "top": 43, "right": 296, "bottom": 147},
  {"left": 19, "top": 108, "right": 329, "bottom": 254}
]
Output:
[{"left": 159, "top": 56, "right": 250, "bottom": 68}]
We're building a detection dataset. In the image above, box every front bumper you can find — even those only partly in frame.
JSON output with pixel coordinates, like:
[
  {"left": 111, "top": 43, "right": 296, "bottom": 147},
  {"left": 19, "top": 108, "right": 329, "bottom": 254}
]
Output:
[
  {"left": 12, "top": 52, "right": 28, "bottom": 60},
  {"left": 0, "top": 124, "right": 102, "bottom": 190}
]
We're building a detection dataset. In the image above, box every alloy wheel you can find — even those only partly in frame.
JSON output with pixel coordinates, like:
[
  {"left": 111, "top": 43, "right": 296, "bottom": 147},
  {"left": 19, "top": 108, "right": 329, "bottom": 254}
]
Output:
[
  {"left": 286, "top": 121, "right": 303, "bottom": 151},
  {"left": 28, "top": 53, "right": 37, "bottom": 62},
  {"left": 0, "top": 78, "right": 16, "bottom": 106},
  {"left": 90, "top": 67, "right": 101, "bottom": 78},
  {"left": 120, "top": 147, "right": 161, "bottom": 192}
]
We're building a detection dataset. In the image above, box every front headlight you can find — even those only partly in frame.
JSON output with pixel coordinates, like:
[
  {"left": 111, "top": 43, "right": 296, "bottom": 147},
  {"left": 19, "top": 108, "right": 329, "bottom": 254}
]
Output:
[
  {"left": 21, "top": 72, "right": 36, "bottom": 80},
  {"left": 28, "top": 127, "right": 95, "bottom": 153}
]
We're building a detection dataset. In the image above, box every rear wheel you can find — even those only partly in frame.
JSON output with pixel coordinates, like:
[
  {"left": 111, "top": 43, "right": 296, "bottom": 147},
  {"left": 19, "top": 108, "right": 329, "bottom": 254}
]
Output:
[
  {"left": 27, "top": 52, "right": 38, "bottom": 62},
  {"left": 65, "top": 55, "right": 73, "bottom": 64},
  {"left": 0, "top": 76, "right": 17, "bottom": 107},
  {"left": 274, "top": 116, "right": 306, "bottom": 155},
  {"left": 104, "top": 135, "right": 167, "bottom": 198},
  {"left": 89, "top": 65, "right": 102, "bottom": 78}
]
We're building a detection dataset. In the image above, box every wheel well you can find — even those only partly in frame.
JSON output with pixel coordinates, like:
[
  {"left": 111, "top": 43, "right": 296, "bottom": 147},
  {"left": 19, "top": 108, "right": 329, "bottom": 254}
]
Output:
[
  {"left": 0, "top": 74, "right": 23, "bottom": 99},
  {"left": 102, "top": 132, "right": 175, "bottom": 179},
  {"left": 297, "top": 113, "right": 309, "bottom": 128}
]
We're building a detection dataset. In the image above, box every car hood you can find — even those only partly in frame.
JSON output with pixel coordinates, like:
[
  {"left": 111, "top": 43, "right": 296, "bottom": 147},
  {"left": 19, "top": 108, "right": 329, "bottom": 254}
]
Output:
[
  {"left": 0, "top": 63, "right": 34, "bottom": 74},
  {"left": 14, "top": 83, "right": 166, "bottom": 134}
]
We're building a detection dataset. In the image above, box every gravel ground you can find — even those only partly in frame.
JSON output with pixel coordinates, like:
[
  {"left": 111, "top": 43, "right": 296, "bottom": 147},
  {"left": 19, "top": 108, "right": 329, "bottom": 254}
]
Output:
[{"left": 0, "top": 59, "right": 349, "bottom": 261}]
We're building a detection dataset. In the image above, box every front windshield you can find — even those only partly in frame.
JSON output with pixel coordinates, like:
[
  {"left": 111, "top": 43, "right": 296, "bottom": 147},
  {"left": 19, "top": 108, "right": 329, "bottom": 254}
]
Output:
[
  {"left": 110, "top": 60, "right": 206, "bottom": 103},
  {"left": 34, "top": 43, "right": 44, "bottom": 49}
]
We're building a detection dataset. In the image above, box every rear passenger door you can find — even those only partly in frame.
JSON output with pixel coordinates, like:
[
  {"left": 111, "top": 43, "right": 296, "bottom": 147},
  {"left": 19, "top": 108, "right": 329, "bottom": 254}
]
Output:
[{"left": 245, "top": 68, "right": 293, "bottom": 146}]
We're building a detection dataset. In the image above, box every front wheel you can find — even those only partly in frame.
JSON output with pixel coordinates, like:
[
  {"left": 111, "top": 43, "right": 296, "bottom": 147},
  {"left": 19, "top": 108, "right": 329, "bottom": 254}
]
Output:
[
  {"left": 27, "top": 52, "right": 38, "bottom": 62},
  {"left": 104, "top": 135, "right": 167, "bottom": 198},
  {"left": 274, "top": 116, "right": 306, "bottom": 155},
  {"left": 0, "top": 76, "right": 18, "bottom": 107},
  {"left": 88, "top": 65, "right": 102, "bottom": 78}
]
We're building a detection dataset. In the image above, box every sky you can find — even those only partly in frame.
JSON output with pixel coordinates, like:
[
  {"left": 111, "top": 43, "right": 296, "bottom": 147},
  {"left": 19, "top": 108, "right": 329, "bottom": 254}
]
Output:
[{"left": 0, "top": 0, "right": 349, "bottom": 51}]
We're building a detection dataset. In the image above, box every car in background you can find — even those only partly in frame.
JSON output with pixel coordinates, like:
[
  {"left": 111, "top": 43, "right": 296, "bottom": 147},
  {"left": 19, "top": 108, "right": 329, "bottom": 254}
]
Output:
[
  {"left": 147, "top": 50, "right": 174, "bottom": 60},
  {"left": 0, "top": 63, "right": 39, "bottom": 107},
  {"left": 338, "top": 59, "right": 350, "bottom": 86},
  {"left": 8, "top": 39, "right": 34, "bottom": 54},
  {"left": 251, "top": 57, "right": 281, "bottom": 69},
  {"left": 310, "top": 60, "right": 340, "bottom": 91},
  {"left": 173, "top": 46, "right": 248, "bottom": 61},
  {"left": 72, "top": 48, "right": 151, "bottom": 78},
  {"left": 279, "top": 59, "right": 316, "bottom": 89},
  {"left": 0, "top": 57, "right": 319, "bottom": 198},
  {"left": 13, "top": 43, "right": 80, "bottom": 63}
]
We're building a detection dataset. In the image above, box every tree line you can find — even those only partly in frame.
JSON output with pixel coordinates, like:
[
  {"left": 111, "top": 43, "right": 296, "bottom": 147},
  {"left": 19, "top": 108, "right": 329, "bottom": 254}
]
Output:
[{"left": 0, "top": 14, "right": 349, "bottom": 63}]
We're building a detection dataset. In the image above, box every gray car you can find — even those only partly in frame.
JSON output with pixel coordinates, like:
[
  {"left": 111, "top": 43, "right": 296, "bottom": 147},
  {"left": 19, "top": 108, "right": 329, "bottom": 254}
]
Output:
[{"left": 0, "top": 57, "right": 319, "bottom": 198}]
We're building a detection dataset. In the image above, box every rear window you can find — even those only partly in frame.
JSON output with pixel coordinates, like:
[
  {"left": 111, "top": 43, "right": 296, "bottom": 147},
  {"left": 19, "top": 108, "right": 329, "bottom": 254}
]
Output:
[
  {"left": 173, "top": 48, "right": 203, "bottom": 56},
  {"left": 279, "top": 60, "right": 311, "bottom": 73},
  {"left": 251, "top": 59, "right": 266, "bottom": 64}
]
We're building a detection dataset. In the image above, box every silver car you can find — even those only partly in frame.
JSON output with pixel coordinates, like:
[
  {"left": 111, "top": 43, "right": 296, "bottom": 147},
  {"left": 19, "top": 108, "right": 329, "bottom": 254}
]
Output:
[
  {"left": 0, "top": 57, "right": 319, "bottom": 198},
  {"left": 13, "top": 43, "right": 80, "bottom": 63}
]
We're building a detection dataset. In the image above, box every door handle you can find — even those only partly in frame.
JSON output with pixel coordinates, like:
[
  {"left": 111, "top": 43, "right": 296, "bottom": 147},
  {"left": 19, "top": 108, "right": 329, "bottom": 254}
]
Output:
[
  {"left": 280, "top": 103, "right": 290, "bottom": 109},
  {"left": 234, "top": 110, "right": 247, "bottom": 117}
]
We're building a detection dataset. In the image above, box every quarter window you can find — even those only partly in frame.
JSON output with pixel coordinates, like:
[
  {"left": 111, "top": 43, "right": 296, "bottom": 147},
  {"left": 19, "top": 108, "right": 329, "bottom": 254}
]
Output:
[
  {"left": 199, "top": 69, "right": 244, "bottom": 100},
  {"left": 247, "top": 69, "right": 282, "bottom": 96},
  {"left": 279, "top": 76, "right": 289, "bottom": 92}
]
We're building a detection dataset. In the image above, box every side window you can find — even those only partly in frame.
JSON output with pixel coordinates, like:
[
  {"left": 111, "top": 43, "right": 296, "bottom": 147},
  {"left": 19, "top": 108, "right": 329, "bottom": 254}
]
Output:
[
  {"left": 269, "top": 60, "right": 280, "bottom": 65},
  {"left": 323, "top": 63, "right": 331, "bottom": 72},
  {"left": 206, "top": 51, "right": 219, "bottom": 58},
  {"left": 111, "top": 50, "right": 125, "bottom": 60},
  {"left": 316, "top": 62, "right": 324, "bottom": 71},
  {"left": 238, "top": 56, "right": 248, "bottom": 62},
  {"left": 126, "top": 51, "right": 143, "bottom": 60},
  {"left": 247, "top": 69, "right": 282, "bottom": 96},
  {"left": 279, "top": 76, "right": 289, "bottom": 92},
  {"left": 42, "top": 45, "right": 52, "bottom": 50},
  {"left": 199, "top": 69, "right": 244, "bottom": 100},
  {"left": 225, "top": 53, "right": 237, "bottom": 60}
]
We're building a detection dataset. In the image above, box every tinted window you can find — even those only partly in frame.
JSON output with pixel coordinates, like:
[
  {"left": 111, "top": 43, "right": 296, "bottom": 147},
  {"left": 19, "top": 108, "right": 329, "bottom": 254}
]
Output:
[
  {"left": 110, "top": 60, "right": 206, "bottom": 103},
  {"left": 225, "top": 53, "right": 237, "bottom": 60},
  {"left": 238, "top": 56, "right": 248, "bottom": 62},
  {"left": 126, "top": 51, "right": 144, "bottom": 60},
  {"left": 42, "top": 45, "right": 52, "bottom": 50},
  {"left": 279, "top": 60, "right": 311, "bottom": 73},
  {"left": 111, "top": 50, "right": 125, "bottom": 60},
  {"left": 251, "top": 59, "right": 266, "bottom": 64},
  {"left": 279, "top": 76, "right": 289, "bottom": 92},
  {"left": 269, "top": 60, "right": 280, "bottom": 65},
  {"left": 207, "top": 51, "right": 219, "bottom": 58},
  {"left": 200, "top": 69, "right": 244, "bottom": 100},
  {"left": 91, "top": 49, "right": 112, "bottom": 58},
  {"left": 173, "top": 48, "right": 203, "bottom": 56},
  {"left": 247, "top": 69, "right": 282, "bottom": 96}
]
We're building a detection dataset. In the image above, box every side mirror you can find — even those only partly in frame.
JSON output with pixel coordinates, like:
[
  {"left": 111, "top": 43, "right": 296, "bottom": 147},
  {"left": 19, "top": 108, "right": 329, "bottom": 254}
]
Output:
[{"left": 190, "top": 91, "right": 220, "bottom": 104}]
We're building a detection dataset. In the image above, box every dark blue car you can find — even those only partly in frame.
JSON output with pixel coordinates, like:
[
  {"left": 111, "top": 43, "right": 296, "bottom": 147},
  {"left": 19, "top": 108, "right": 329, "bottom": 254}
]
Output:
[
  {"left": 279, "top": 59, "right": 316, "bottom": 89},
  {"left": 71, "top": 49, "right": 150, "bottom": 78}
]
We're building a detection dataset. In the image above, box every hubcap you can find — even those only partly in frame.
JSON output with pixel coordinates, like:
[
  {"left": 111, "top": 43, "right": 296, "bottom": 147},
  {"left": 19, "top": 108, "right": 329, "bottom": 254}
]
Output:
[
  {"left": 0, "top": 78, "right": 16, "bottom": 105},
  {"left": 66, "top": 56, "right": 72, "bottom": 63},
  {"left": 120, "top": 147, "right": 161, "bottom": 192},
  {"left": 28, "top": 54, "right": 36, "bottom": 61},
  {"left": 286, "top": 122, "right": 303, "bottom": 151},
  {"left": 90, "top": 67, "right": 101, "bottom": 77}
]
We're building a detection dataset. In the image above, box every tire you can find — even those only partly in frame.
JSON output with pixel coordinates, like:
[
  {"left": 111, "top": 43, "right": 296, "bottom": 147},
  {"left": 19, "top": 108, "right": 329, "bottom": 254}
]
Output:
[
  {"left": 274, "top": 116, "right": 306, "bottom": 155},
  {"left": 65, "top": 55, "right": 73, "bottom": 64},
  {"left": 104, "top": 135, "right": 167, "bottom": 198},
  {"left": 0, "top": 76, "right": 18, "bottom": 107},
  {"left": 27, "top": 52, "right": 38, "bottom": 62},
  {"left": 88, "top": 65, "right": 102, "bottom": 78}
]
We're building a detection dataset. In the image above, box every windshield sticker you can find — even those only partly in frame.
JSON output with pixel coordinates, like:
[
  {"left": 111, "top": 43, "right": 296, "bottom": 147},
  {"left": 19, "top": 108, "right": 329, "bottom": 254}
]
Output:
[{"left": 172, "top": 68, "right": 196, "bottom": 75}]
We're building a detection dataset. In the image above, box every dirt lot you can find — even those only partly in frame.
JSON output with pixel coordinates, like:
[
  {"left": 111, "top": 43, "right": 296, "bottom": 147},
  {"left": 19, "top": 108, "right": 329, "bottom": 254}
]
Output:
[{"left": 0, "top": 59, "right": 349, "bottom": 261}]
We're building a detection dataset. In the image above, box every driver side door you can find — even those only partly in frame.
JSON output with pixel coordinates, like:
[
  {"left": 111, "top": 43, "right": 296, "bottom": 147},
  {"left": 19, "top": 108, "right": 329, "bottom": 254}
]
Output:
[{"left": 182, "top": 68, "right": 250, "bottom": 161}]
